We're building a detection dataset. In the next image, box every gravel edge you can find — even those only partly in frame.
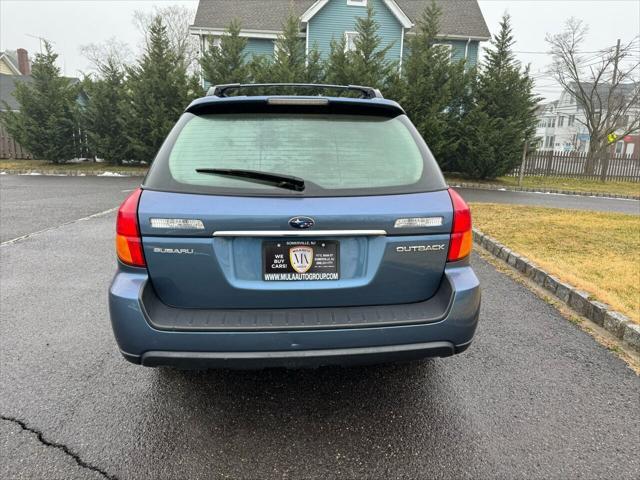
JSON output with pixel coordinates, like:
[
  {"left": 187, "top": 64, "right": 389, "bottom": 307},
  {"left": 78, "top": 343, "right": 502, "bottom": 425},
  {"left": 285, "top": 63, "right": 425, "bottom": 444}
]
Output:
[
  {"left": 450, "top": 181, "right": 640, "bottom": 200},
  {"left": 473, "top": 228, "right": 640, "bottom": 353}
]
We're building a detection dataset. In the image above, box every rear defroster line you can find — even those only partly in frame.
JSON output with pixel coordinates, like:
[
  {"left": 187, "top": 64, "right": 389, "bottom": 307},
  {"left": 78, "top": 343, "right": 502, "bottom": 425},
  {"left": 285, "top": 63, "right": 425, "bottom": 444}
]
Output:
[{"left": 0, "top": 207, "right": 118, "bottom": 247}]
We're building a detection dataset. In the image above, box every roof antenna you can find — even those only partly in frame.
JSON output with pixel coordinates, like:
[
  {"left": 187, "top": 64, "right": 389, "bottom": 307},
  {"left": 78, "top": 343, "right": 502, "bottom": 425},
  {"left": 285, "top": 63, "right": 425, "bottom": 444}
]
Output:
[{"left": 26, "top": 34, "right": 55, "bottom": 53}]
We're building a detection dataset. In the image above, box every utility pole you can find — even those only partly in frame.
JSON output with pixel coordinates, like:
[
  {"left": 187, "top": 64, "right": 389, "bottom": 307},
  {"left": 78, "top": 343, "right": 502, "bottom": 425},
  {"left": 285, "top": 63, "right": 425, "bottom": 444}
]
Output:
[{"left": 602, "top": 39, "right": 621, "bottom": 182}]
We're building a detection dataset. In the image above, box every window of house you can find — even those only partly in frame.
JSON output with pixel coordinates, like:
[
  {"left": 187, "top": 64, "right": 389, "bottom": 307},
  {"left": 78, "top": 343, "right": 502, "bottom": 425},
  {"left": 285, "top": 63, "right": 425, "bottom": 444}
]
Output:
[
  {"left": 615, "top": 141, "right": 624, "bottom": 154},
  {"left": 558, "top": 116, "right": 564, "bottom": 127},
  {"left": 347, "top": 0, "right": 367, "bottom": 6},
  {"left": 551, "top": 118, "right": 556, "bottom": 127},
  {"left": 345, "top": 31, "right": 359, "bottom": 52},
  {"left": 544, "top": 135, "right": 555, "bottom": 148},
  {"left": 210, "top": 37, "right": 222, "bottom": 49},
  {"left": 568, "top": 115, "right": 575, "bottom": 126}
]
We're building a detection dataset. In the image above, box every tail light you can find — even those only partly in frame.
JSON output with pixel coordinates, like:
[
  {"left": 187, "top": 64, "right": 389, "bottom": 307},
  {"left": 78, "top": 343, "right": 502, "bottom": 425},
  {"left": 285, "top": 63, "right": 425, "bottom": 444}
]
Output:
[
  {"left": 116, "top": 188, "right": 146, "bottom": 267},
  {"left": 447, "top": 188, "right": 472, "bottom": 261}
]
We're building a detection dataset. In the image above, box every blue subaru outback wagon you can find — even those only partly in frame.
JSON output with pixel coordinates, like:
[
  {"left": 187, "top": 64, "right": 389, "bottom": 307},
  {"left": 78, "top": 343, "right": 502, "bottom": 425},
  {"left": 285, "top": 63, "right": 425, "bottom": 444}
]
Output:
[{"left": 108, "top": 83, "right": 481, "bottom": 369}]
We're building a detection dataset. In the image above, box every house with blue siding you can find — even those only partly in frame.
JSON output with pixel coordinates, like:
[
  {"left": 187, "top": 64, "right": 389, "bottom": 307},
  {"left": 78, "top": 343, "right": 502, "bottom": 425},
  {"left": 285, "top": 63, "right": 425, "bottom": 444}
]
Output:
[{"left": 190, "top": 0, "right": 490, "bottom": 82}]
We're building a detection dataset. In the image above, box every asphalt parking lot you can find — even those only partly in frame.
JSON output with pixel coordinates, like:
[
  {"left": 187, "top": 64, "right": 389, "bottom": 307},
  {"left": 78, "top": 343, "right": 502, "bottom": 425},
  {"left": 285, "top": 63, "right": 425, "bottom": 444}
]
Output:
[
  {"left": 1, "top": 175, "right": 639, "bottom": 480},
  {"left": 457, "top": 187, "right": 640, "bottom": 215}
]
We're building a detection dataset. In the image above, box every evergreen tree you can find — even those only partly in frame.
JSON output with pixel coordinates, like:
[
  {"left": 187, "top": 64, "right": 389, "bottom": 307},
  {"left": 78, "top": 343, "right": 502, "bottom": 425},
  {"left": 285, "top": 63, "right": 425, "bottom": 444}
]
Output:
[
  {"left": 400, "top": 1, "right": 466, "bottom": 169},
  {"left": 125, "top": 16, "right": 198, "bottom": 163},
  {"left": 269, "top": 12, "right": 306, "bottom": 84},
  {"left": 1, "top": 42, "right": 79, "bottom": 162},
  {"left": 83, "top": 59, "right": 130, "bottom": 164},
  {"left": 249, "top": 14, "right": 326, "bottom": 93},
  {"left": 247, "top": 54, "right": 272, "bottom": 84},
  {"left": 325, "top": 37, "right": 350, "bottom": 86},
  {"left": 199, "top": 20, "right": 249, "bottom": 85},
  {"left": 458, "top": 13, "right": 538, "bottom": 179},
  {"left": 305, "top": 45, "right": 325, "bottom": 84},
  {"left": 455, "top": 107, "right": 503, "bottom": 179},
  {"left": 437, "top": 61, "right": 476, "bottom": 171},
  {"left": 326, "top": 6, "right": 394, "bottom": 90},
  {"left": 348, "top": 5, "right": 394, "bottom": 89}
]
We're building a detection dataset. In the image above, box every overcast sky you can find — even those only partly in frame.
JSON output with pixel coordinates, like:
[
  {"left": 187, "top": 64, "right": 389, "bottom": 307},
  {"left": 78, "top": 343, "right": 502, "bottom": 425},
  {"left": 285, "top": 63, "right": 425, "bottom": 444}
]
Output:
[{"left": 1, "top": 0, "right": 638, "bottom": 100}]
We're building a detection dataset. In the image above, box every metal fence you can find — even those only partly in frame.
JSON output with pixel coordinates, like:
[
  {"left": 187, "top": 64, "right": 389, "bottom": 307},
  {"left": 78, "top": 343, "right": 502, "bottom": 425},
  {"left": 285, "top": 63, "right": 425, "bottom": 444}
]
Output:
[
  {"left": 509, "top": 150, "right": 640, "bottom": 182},
  {"left": 0, "top": 124, "right": 31, "bottom": 159}
]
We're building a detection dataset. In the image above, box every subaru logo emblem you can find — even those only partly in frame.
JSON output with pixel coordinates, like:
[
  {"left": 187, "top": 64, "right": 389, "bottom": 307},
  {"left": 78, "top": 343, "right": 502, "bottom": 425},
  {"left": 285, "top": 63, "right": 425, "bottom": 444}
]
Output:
[{"left": 289, "top": 216, "right": 315, "bottom": 229}]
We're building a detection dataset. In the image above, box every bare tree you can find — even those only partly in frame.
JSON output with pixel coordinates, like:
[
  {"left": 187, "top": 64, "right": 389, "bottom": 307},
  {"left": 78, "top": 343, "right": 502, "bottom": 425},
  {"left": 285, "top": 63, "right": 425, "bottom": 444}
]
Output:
[
  {"left": 546, "top": 18, "right": 639, "bottom": 176},
  {"left": 133, "top": 5, "right": 198, "bottom": 72},
  {"left": 80, "top": 37, "right": 132, "bottom": 72}
]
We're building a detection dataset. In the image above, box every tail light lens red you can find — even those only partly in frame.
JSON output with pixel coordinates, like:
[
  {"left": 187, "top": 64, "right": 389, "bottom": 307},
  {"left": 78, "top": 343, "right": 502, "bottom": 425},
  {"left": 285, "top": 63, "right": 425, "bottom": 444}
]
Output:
[
  {"left": 116, "top": 188, "right": 146, "bottom": 267},
  {"left": 447, "top": 188, "right": 472, "bottom": 261}
]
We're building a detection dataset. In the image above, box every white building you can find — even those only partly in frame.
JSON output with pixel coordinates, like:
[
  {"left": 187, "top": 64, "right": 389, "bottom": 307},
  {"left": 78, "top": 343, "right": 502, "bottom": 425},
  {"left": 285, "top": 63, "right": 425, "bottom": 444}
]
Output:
[{"left": 535, "top": 85, "right": 638, "bottom": 157}]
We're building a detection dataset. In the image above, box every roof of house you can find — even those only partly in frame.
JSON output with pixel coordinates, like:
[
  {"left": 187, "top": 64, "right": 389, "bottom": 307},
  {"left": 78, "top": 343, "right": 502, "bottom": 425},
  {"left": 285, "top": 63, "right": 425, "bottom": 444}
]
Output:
[
  {"left": 192, "top": 0, "right": 490, "bottom": 39},
  {"left": 0, "top": 51, "right": 22, "bottom": 75},
  {"left": 0, "top": 74, "right": 82, "bottom": 111},
  {"left": 571, "top": 82, "right": 638, "bottom": 100},
  {"left": 0, "top": 74, "right": 33, "bottom": 110},
  {"left": 399, "top": 0, "right": 489, "bottom": 38}
]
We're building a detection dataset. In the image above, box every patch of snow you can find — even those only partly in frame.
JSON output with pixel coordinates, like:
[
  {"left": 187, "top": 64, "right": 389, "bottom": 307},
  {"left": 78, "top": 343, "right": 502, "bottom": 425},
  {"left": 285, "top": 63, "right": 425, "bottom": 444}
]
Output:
[
  {"left": 98, "top": 171, "right": 129, "bottom": 177},
  {"left": 532, "top": 191, "right": 567, "bottom": 196},
  {"left": 19, "top": 172, "right": 42, "bottom": 176},
  {"left": 0, "top": 171, "right": 7, "bottom": 175}
]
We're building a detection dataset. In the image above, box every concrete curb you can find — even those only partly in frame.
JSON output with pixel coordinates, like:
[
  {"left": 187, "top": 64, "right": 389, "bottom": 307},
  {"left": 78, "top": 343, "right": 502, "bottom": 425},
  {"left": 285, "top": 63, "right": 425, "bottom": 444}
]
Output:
[
  {"left": 0, "top": 169, "right": 147, "bottom": 177},
  {"left": 473, "top": 228, "right": 640, "bottom": 353},
  {"left": 450, "top": 182, "right": 640, "bottom": 200}
]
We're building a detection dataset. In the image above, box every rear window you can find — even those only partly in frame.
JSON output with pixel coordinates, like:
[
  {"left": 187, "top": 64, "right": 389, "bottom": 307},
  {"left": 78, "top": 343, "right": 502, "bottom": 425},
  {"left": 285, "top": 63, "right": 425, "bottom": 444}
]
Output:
[{"left": 144, "top": 112, "right": 446, "bottom": 197}]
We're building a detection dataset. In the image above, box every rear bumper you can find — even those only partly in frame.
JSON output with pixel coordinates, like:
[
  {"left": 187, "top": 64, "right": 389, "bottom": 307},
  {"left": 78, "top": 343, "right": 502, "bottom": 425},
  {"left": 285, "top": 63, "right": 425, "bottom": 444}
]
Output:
[
  {"left": 109, "top": 262, "right": 480, "bottom": 369},
  {"left": 137, "top": 341, "right": 470, "bottom": 369}
]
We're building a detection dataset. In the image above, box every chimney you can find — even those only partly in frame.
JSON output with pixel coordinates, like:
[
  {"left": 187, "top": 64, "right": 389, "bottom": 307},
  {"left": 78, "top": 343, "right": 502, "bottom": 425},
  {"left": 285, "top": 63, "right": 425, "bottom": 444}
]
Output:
[{"left": 17, "top": 48, "right": 30, "bottom": 75}]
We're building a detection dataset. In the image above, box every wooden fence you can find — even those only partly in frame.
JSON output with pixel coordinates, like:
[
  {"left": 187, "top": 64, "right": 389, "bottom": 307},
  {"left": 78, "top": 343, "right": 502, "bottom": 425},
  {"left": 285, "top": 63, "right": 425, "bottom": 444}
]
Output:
[
  {"left": 508, "top": 150, "right": 640, "bottom": 182},
  {"left": 0, "top": 125, "right": 91, "bottom": 160},
  {"left": 0, "top": 124, "right": 31, "bottom": 159}
]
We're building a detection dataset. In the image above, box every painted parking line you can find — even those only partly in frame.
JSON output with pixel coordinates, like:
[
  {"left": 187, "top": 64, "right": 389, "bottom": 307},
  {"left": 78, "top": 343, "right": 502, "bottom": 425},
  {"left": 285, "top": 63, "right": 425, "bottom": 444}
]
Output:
[{"left": 0, "top": 207, "right": 117, "bottom": 247}]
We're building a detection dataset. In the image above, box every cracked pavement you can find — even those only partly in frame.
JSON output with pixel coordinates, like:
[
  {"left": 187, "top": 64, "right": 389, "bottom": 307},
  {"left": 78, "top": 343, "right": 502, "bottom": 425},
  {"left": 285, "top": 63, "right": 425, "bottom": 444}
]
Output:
[
  {"left": 1, "top": 175, "right": 639, "bottom": 479},
  {"left": 1, "top": 416, "right": 112, "bottom": 480}
]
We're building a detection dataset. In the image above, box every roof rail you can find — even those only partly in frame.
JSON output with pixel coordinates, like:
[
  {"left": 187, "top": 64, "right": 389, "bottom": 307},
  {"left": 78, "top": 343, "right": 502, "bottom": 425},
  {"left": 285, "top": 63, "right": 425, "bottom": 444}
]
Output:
[{"left": 207, "top": 83, "right": 384, "bottom": 99}]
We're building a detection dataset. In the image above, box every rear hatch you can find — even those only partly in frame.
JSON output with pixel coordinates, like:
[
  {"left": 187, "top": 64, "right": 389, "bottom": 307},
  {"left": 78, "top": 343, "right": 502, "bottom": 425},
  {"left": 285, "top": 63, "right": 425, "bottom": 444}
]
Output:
[{"left": 139, "top": 97, "right": 454, "bottom": 309}]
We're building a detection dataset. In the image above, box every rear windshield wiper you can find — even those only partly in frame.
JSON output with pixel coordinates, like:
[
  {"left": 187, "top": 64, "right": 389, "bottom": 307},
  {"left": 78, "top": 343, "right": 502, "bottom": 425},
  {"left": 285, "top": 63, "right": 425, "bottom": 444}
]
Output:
[{"left": 195, "top": 168, "right": 305, "bottom": 192}]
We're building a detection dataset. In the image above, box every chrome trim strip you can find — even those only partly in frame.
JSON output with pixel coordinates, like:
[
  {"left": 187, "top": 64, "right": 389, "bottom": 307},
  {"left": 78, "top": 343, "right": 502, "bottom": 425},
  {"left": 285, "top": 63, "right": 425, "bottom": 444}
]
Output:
[{"left": 213, "top": 229, "right": 387, "bottom": 237}]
